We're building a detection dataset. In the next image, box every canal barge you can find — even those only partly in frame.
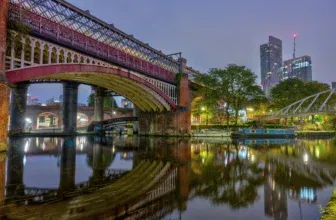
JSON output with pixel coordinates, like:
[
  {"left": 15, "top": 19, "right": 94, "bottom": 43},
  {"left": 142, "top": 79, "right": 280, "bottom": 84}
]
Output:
[
  {"left": 192, "top": 129, "right": 232, "bottom": 137},
  {"left": 232, "top": 128, "right": 295, "bottom": 138}
]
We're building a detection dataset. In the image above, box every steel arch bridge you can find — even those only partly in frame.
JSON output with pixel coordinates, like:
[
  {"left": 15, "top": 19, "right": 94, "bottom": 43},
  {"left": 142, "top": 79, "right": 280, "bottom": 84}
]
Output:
[
  {"left": 264, "top": 89, "right": 336, "bottom": 120},
  {"left": 4, "top": 0, "right": 202, "bottom": 112}
]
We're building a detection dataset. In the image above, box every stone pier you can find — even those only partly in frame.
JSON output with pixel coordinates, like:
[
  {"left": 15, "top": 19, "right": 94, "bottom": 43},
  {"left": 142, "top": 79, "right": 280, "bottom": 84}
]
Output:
[
  {"left": 10, "top": 83, "right": 29, "bottom": 133},
  {"left": 138, "top": 71, "right": 191, "bottom": 136},
  {"left": 93, "top": 86, "right": 105, "bottom": 122},
  {"left": 62, "top": 82, "right": 79, "bottom": 133},
  {"left": 0, "top": 0, "right": 10, "bottom": 150}
]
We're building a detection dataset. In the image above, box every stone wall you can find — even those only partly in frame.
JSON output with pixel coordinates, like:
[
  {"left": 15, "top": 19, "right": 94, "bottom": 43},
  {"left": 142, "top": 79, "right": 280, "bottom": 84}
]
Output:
[
  {"left": 138, "top": 109, "right": 191, "bottom": 136},
  {"left": 0, "top": 0, "right": 10, "bottom": 151}
]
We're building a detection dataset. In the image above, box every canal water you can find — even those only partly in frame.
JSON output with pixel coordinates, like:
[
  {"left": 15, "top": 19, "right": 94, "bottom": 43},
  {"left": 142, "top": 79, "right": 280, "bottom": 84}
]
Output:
[{"left": 1, "top": 135, "right": 335, "bottom": 219}]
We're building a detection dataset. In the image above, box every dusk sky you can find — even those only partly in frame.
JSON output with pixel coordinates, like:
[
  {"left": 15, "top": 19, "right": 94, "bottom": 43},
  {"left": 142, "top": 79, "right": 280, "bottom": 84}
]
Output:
[{"left": 27, "top": 0, "right": 336, "bottom": 104}]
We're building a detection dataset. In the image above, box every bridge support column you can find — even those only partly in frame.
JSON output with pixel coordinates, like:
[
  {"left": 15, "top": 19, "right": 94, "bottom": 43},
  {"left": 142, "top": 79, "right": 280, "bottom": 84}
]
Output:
[
  {"left": 10, "top": 83, "right": 29, "bottom": 133},
  {"left": 62, "top": 82, "right": 79, "bottom": 133},
  {"left": 138, "top": 61, "right": 191, "bottom": 136},
  {"left": 94, "top": 86, "right": 105, "bottom": 122},
  {"left": 0, "top": 0, "right": 10, "bottom": 150}
]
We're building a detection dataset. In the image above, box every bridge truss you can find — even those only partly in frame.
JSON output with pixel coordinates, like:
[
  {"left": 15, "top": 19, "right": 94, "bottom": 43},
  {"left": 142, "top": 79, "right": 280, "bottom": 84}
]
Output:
[
  {"left": 265, "top": 89, "right": 336, "bottom": 119},
  {"left": 8, "top": 0, "right": 201, "bottom": 81}
]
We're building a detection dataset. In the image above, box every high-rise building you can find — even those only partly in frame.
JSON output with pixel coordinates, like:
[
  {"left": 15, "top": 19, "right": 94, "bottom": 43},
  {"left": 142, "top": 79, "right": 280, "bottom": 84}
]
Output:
[
  {"left": 332, "top": 82, "right": 336, "bottom": 89},
  {"left": 282, "top": 56, "right": 312, "bottom": 82},
  {"left": 260, "top": 36, "right": 283, "bottom": 96}
]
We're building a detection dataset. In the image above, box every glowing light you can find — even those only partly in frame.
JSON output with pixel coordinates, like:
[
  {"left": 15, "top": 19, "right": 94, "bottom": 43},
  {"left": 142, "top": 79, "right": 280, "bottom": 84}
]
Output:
[
  {"left": 303, "top": 153, "right": 309, "bottom": 164},
  {"left": 24, "top": 140, "right": 29, "bottom": 152},
  {"left": 293, "top": 33, "right": 297, "bottom": 38},
  {"left": 251, "top": 154, "right": 255, "bottom": 162},
  {"left": 201, "top": 107, "right": 205, "bottom": 111},
  {"left": 25, "top": 118, "right": 32, "bottom": 123},
  {"left": 113, "top": 111, "right": 116, "bottom": 115},
  {"left": 316, "top": 149, "right": 320, "bottom": 158}
]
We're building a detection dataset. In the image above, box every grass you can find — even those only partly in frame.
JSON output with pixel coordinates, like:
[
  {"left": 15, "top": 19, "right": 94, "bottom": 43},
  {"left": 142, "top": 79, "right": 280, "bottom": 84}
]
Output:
[{"left": 322, "top": 188, "right": 336, "bottom": 220}]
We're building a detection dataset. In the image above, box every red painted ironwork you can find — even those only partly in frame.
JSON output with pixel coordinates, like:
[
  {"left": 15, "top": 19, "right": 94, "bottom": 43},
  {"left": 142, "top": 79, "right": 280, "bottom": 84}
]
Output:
[
  {"left": 6, "top": 64, "right": 177, "bottom": 109},
  {"left": 9, "top": 4, "right": 177, "bottom": 83}
]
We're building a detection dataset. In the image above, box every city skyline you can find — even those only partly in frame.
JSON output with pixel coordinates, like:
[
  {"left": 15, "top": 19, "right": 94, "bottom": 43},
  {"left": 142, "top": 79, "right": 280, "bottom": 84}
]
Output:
[{"left": 26, "top": 0, "right": 336, "bottom": 102}]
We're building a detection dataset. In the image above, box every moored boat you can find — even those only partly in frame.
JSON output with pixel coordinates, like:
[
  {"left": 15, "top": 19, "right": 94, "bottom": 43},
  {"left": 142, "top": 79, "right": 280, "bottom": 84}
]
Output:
[
  {"left": 192, "top": 129, "right": 232, "bottom": 137},
  {"left": 232, "top": 128, "right": 295, "bottom": 138}
]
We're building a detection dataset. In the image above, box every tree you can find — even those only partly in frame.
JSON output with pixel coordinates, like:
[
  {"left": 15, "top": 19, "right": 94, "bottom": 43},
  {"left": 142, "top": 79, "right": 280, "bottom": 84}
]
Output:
[
  {"left": 194, "top": 65, "right": 263, "bottom": 126},
  {"left": 213, "top": 65, "right": 263, "bottom": 125},
  {"left": 87, "top": 93, "right": 118, "bottom": 108},
  {"left": 270, "top": 79, "right": 332, "bottom": 110},
  {"left": 194, "top": 73, "right": 219, "bottom": 125}
]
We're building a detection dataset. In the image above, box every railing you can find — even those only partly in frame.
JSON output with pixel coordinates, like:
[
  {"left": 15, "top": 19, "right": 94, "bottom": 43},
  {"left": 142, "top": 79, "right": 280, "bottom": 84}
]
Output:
[
  {"left": 102, "top": 117, "right": 138, "bottom": 125},
  {"left": 9, "top": 2, "right": 178, "bottom": 83}
]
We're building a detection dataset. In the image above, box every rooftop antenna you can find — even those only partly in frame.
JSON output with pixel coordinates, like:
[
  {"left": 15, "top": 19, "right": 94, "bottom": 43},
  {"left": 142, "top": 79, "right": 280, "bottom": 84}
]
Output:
[{"left": 293, "top": 33, "right": 297, "bottom": 59}]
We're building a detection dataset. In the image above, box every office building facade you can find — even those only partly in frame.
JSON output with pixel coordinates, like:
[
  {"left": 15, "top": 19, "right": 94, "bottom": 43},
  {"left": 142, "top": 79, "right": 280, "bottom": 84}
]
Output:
[
  {"left": 260, "top": 36, "right": 283, "bottom": 96},
  {"left": 282, "top": 56, "right": 312, "bottom": 82}
]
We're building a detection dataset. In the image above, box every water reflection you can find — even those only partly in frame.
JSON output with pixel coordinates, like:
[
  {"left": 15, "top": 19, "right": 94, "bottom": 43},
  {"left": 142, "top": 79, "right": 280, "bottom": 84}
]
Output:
[{"left": 0, "top": 136, "right": 335, "bottom": 219}]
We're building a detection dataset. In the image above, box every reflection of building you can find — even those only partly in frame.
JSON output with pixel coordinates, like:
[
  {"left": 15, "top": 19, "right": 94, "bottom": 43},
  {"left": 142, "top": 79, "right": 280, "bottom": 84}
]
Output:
[
  {"left": 289, "top": 187, "right": 317, "bottom": 203},
  {"left": 121, "top": 99, "right": 133, "bottom": 109},
  {"left": 260, "top": 36, "right": 283, "bottom": 96},
  {"left": 264, "top": 163, "right": 288, "bottom": 220},
  {"left": 282, "top": 56, "right": 312, "bottom": 82}
]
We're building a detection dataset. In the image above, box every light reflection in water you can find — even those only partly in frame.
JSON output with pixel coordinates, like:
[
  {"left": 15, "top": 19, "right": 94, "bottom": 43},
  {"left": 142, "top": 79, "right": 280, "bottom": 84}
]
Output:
[{"left": 1, "top": 136, "right": 336, "bottom": 220}]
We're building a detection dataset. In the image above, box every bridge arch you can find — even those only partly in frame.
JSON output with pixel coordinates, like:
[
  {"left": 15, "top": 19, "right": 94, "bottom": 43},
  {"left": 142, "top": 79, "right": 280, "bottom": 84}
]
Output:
[
  {"left": 35, "top": 112, "right": 59, "bottom": 129},
  {"left": 6, "top": 64, "right": 177, "bottom": 112}
]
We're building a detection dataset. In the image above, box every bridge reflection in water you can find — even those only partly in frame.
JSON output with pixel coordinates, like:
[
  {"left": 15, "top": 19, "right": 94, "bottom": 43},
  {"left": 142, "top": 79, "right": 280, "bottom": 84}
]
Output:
[{"left": 0, "top": 136, "right": 336, "bottom": 219}]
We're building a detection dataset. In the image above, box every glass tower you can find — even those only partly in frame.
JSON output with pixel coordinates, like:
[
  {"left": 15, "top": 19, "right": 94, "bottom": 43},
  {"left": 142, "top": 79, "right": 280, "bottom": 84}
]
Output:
[
  {"left": 260, "top": 36, "right": 283, "bottom": 96},
  {"left": 283, "top": 56, "right": 312, "bottom": 82}
]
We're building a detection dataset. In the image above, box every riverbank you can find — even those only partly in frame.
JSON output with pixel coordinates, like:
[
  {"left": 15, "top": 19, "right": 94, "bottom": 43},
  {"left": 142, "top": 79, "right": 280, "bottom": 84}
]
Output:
[
  {"left": 296, "top": 131, "right": 336, "bottom": 138},
  {"left": 322, "top": 188, "right": 336, "bottom": 220}
]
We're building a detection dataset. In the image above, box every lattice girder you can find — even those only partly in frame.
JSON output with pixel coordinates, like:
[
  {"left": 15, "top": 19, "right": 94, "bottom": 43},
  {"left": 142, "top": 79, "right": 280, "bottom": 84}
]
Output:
[{"left": 267, "top": 89, "right": 336, "bottom": 119}]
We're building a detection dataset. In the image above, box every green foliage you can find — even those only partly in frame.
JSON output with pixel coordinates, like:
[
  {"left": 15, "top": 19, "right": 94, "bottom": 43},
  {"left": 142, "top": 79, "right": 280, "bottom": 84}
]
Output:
[
  {"left": 87, "top": 93, "right": 118, "bottom": 107},
  {"left": 193, "top": 73, "right": 219, "bottom": 125},
  {"left": 194, "top": 65, "right": 263, "bottom": 125},
  {"left": 7, "top": 19, "right": 31, "bottom": 35},
  {"left": 321, "top": 188, "right": 336, "bottom": 220},
  {"left": 270, "top": 79, "right": 331, "bottom": 110}
]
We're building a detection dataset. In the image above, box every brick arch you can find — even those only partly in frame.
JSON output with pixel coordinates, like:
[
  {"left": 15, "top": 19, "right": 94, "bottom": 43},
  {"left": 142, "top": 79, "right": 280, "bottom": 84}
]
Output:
[{"left": 6, "top": 64, "right": 177, "bottom": 112}]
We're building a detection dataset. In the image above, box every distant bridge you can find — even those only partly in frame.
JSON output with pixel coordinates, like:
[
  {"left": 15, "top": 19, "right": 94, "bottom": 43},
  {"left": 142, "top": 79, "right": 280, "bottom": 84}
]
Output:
[
  {"left": 87, "top": 116, "right": 138, "bottom": 131},
  {"left": 262, "top": 89, "right": 336, "bottom": 120}
]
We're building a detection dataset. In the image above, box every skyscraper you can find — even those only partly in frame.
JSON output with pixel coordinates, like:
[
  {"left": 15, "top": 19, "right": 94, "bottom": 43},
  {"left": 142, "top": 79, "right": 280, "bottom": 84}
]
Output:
[
  {"left": 260, "top": 36, "right": 283, "bottom": 96},
  {"left": 282, "top": 55, "right": 312, "bottom": 82}
]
